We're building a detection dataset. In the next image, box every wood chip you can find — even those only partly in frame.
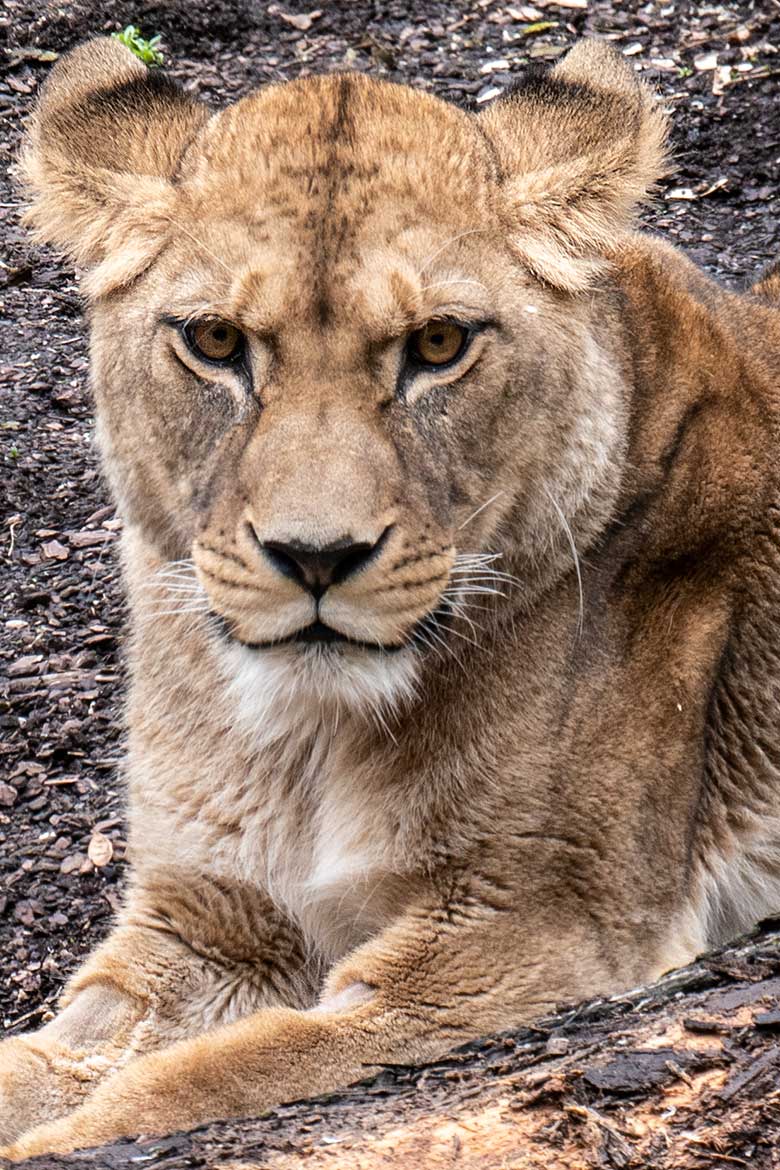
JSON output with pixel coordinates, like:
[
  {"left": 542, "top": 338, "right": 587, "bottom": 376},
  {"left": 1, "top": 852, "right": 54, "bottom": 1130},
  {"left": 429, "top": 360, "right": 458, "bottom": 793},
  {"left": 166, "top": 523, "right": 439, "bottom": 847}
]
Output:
[
  {"left": 8, "top": 654, "right": 43, "bottom": 677},
  {"left": 65, "top": 530, "right": 116, "bottom": 547},
  {"left": 59, "top": 852, "right": 87, "bottom": 875},
  {"left": 41, "top": 539, "right": 68, "bottom": 560},
  {"left": 0, "top": 782, "right": 18, "bottom": 807},
  {"left": 507, "top": 5, "right": 544, "bottom": 19}
]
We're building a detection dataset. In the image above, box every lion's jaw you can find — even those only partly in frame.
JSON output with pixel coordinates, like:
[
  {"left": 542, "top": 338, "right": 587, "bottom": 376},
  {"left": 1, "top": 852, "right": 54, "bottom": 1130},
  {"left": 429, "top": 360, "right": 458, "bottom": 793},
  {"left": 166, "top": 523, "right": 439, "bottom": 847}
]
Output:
[{"left": 217, "top": 639, "right": 421, "bottom": 739}]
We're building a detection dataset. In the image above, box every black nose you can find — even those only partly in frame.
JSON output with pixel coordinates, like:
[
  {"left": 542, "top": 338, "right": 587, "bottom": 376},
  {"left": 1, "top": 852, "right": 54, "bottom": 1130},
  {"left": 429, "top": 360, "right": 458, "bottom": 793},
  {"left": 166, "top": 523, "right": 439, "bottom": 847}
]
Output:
[{"left": 259, "top": 529, "right": 389, "bottom": 599}]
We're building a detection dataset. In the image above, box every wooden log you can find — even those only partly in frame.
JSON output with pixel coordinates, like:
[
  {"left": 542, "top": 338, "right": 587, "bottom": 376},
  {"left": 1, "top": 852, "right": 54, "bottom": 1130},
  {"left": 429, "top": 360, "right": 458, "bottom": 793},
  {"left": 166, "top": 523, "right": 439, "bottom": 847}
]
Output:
[{"left": 18, "top": 922, "right": 780, "bottom": 1169}]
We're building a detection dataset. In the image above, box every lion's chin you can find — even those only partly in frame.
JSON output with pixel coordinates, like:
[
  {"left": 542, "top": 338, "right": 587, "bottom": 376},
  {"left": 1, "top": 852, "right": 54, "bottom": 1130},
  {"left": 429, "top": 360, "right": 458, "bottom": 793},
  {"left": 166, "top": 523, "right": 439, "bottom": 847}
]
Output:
[{"left": 212, "top": 635, "right": 420, "bottom": 744}]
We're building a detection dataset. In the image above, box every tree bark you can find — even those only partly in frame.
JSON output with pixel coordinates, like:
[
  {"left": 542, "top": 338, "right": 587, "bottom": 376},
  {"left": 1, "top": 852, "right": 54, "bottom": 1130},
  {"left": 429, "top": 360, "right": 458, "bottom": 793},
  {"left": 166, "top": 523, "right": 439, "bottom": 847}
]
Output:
[{"left": 18, "top": 922, "right": 780, "bottom": 1170}]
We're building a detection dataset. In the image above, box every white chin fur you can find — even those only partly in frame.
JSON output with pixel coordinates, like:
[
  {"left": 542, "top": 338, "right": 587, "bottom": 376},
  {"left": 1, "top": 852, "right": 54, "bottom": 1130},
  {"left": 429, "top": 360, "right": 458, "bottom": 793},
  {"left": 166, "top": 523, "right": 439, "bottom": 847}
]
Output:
[{"left": 214, "top": 639, "right": 419, "bottom": 743}]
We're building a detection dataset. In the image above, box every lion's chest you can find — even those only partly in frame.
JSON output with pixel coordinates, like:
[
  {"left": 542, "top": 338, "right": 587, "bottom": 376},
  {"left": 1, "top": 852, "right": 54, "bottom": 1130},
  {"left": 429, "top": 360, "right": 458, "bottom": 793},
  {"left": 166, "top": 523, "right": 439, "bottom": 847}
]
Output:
[
  {"left": 136, "top": 704, "right": 405, "bottom": 963},
  {"left": 216, "top": 727, "right": 401, "bottom": 960}
]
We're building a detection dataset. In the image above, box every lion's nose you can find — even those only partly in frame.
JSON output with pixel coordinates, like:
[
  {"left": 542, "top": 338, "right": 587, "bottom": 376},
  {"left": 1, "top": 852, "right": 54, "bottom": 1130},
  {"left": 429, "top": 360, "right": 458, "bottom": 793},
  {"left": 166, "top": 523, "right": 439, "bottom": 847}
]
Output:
[{"left": 257, "top": 528, "right": 391, "bottom": 599}]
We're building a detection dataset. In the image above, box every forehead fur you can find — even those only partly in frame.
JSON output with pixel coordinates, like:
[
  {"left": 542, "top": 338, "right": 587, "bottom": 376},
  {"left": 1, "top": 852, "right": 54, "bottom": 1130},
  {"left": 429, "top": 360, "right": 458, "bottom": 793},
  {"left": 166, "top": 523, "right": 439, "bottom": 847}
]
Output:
[{"left": 182, "top": 73, "right": 494, "bottom": 228}]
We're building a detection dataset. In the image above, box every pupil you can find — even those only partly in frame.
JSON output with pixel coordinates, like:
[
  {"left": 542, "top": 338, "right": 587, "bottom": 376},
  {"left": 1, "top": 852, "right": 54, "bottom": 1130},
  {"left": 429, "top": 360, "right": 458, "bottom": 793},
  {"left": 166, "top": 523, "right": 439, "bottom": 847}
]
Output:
[
  {"left": 431, "top": 332, "right": 445, "bottom": 347},
  {"left": 213, "top": 327, "right": 227, "bottom": 342}
]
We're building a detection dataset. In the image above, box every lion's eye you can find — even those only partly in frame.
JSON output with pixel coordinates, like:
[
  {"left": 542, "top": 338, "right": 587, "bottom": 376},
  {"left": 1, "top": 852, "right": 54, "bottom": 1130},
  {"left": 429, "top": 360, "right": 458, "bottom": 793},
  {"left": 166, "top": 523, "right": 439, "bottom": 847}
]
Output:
[
  {"left": 185, "top": 319, "right": 244, "bottom": 364},
  {"left": 408, "top": 320, "right": 469, "bottom": 368}
]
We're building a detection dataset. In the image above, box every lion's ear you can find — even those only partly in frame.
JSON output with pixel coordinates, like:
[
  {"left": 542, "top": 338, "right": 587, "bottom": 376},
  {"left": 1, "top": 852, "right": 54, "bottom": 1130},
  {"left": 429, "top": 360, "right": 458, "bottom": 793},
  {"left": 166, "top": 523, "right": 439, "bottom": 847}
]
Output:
[
  {"left": 20, "top": 37, "right": 210, "bottom": 297},
  {"left": 479, "top": 39, "right": 669, "bottom": 292}
]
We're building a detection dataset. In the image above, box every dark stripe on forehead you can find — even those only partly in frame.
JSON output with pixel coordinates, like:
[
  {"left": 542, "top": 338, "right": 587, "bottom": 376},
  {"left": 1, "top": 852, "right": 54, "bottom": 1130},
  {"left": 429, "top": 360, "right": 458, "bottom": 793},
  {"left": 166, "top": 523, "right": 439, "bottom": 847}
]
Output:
[
  {"left": 310, "top": 76, "right": 363, "bottom": 327},
  {"left": 328, "top": 74, "right": 356, "bottom": 144}
]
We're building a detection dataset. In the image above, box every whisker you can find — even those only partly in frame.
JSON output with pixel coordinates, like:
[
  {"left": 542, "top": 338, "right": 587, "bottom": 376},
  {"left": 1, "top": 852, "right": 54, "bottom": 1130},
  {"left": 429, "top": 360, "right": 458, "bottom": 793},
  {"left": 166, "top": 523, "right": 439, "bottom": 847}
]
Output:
[
  {"left": 445, "top": 603, "right": 486, "bottom": 642},
  {"left": 147, "top": 586, "right": 206, "bottom": 596},
  {"left": 418, "top": 278, "right": 489, "bottom": 295},
  {"left": 444, "top": 582, "right": 507, "bottom": 599},
  {"left": 142, "top": 578, "right": 203, "bottom": 589},
  {"left": 427, "top": 616, "right": 467, "bottom": 674},
  {"left": 161, "top": 214, "right": 234, "bottom": 277},
  {"left": 442, "top": 623, "right": 480, "bottom": 650},
  {"left": 457, "top": 491, "right": 505, "bottom": 532},
  {"left": 412, "top": 625, "right": 446, "bottom": 665},
  {"left": 369, "top": 701, "right": 398, "bottom": 746},
  {"left": 449, "top": 571, "right": 521, "bottom": 587},
  {"left": 442, "top": 596, "right": 494, "bottom": 613},
  {"left": 142, "top": 606, "right": 211, "bottom": 617},
  {"left": 446, "top": 594, "right": 490, "bottom": 617},
  {"left": 544, "top": 488, "right": 584, "bottom": 638},
  {"left": 417, "top": 228, "right": 489, "bottom": 275}
]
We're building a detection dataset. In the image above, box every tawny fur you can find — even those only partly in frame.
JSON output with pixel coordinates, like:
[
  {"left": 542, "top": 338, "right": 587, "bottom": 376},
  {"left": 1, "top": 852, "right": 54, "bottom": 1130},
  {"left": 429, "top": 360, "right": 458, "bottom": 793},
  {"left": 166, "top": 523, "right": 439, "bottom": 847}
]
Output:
[{"left": 2, "top": 36, "right": 780, "bottom": 1160}]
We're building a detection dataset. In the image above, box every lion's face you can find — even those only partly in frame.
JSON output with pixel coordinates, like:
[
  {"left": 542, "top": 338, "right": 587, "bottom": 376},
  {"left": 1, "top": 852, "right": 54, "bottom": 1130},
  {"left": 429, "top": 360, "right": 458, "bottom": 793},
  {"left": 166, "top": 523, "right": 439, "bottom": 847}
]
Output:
[{"left": 24, "top": 42, "right": 666, "bottom": 710}]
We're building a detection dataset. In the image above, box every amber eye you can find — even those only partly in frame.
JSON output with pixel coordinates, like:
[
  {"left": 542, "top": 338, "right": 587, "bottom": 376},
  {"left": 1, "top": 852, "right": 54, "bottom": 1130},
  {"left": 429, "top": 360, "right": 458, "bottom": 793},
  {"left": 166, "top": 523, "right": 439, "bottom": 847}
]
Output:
[
  {"left": 185, "top": 319, "right": 244, "bottom": 364},
  {"left": 408, "top": 320, "right": 469, "bottom": 368}
]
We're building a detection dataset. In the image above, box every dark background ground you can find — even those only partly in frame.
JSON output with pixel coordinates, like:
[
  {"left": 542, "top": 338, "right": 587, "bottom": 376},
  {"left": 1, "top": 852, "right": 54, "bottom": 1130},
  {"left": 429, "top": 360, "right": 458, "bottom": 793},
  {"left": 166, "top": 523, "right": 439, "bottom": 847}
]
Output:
[{"left": 0, "top": 0, "right": 778, "bottom": 1123}]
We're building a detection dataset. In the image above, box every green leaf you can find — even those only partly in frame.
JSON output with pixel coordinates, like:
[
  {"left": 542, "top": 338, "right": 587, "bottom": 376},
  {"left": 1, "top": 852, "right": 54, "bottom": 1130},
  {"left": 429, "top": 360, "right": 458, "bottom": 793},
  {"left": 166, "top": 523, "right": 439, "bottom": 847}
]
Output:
[{"left": 112, "top": 24, "right": 164, "bottom": 67}]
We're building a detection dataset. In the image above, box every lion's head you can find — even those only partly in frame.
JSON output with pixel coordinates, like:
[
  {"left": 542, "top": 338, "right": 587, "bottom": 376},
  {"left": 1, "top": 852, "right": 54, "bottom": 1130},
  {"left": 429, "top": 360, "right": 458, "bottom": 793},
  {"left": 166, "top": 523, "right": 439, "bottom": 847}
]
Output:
[{"left": 22, "top": 38, "right": 667, "bottom": 715}]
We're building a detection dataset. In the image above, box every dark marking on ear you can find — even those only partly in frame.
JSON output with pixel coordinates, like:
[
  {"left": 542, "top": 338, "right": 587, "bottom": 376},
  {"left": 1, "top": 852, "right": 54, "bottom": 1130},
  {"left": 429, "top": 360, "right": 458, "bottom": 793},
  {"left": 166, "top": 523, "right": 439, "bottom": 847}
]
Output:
[
  {"left": 472, "top": 118, "right": 507, "bottom": 185},
  {"left": 500, "top": 67, "right": 597, "bottom": 110},
  {"left": 45, "top": 72, "right": 209, "bottom": 181},
  {"left": 750, "top": 257, "right": 780, "bottom": 302},
  {"left": 493, "top": 67, "right": 642, "bottom": 155},
  {"left": 77, "top": 72, "right": 196, "bottom": 121}
]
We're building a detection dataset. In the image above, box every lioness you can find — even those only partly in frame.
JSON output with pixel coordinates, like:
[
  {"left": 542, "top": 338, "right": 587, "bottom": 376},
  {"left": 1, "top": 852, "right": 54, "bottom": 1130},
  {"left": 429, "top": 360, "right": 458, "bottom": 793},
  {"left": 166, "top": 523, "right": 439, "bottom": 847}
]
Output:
[{"left": 2, "top": 34, "right": 780, "bottom": 1160}]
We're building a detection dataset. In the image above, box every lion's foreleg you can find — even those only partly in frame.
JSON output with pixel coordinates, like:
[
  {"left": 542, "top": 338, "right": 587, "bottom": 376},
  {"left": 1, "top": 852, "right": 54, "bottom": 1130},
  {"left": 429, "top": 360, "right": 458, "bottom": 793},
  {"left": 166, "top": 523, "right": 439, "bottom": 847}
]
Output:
[
  {"left": 0, "top": 896, "right": 613, "bottom": 1160},
  {"left": 0, "top": 871, "right": 307, "bottom": 1147}
]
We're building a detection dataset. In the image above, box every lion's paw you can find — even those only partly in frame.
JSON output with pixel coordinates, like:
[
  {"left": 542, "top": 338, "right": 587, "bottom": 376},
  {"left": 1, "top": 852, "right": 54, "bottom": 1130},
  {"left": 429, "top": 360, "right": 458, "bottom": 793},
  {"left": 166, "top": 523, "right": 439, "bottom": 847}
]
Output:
[{"left": 0, "top": 1033, "right": 111, "bottom": 1148}]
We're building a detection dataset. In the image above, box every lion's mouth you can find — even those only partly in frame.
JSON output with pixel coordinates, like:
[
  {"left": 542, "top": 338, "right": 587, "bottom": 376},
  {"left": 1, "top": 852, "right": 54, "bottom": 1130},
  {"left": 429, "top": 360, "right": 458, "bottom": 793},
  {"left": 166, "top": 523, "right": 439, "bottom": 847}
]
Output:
[
  {"left": 210, "top": 600, "right": 457, "bottom": 657},
  {"left": 212, "top": 614, "right": 408, "bottom": 654}
]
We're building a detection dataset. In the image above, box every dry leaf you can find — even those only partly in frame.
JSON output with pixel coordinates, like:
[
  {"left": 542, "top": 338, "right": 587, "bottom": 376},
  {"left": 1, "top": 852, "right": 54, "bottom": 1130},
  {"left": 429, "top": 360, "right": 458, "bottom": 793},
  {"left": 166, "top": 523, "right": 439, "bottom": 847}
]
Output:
[
  {"left": 87, "top": 831, "right": 114, "bottom": 868},
  {"left": 8, "top": 655, "right": 43, "bottom": 677},
  {"left": 667, "top": 177, "right": 728, "bottom": 202},
  {"left": 269, "top": 6, "right": 322, "bottom": 31}
]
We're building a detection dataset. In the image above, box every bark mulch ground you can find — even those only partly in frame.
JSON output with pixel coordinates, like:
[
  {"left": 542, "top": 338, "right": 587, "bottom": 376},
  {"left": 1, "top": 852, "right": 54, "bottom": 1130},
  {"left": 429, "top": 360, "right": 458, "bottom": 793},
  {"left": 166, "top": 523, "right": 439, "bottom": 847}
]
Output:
[{"left": 1, "top": 0, "right": 779, "bottom": 1165}]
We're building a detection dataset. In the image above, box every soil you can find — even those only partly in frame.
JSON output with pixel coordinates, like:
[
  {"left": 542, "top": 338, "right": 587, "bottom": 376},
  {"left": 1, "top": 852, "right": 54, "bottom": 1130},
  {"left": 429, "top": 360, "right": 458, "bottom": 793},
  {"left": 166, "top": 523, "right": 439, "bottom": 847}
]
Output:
[{"left": 0, "top": 0, "right": 779, "bottom": 1164}]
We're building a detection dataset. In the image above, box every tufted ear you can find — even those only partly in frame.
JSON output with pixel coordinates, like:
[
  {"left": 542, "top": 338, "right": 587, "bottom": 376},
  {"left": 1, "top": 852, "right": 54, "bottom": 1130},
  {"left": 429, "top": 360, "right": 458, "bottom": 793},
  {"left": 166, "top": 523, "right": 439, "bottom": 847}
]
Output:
[
  {"left": 19, "top": 37, "right": 210, "bottom": 297},
  {"left": 479, "top": 39, "right": 669, "bottom": 292}
]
